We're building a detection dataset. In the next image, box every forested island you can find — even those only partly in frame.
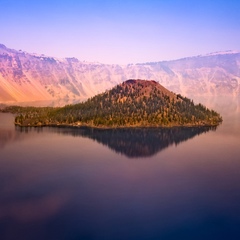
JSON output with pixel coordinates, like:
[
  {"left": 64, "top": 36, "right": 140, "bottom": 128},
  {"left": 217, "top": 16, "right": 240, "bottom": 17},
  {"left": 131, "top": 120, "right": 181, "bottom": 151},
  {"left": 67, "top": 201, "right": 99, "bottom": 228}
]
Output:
[{"left": 2, "top": 80, "right": 222, "bottom": 128}]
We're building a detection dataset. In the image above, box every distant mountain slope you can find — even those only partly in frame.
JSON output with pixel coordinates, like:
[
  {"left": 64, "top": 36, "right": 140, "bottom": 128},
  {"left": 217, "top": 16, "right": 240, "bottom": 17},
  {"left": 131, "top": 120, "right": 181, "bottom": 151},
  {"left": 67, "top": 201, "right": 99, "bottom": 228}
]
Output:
[
  {"left": 0, "top": 44, "right": 122, "bottom": 103},
  {"left": 0, "top": 44, "right": 239, "bottom": 105},
  {"left": 145, "top": 51, "right": 240, "bottom": 97}
]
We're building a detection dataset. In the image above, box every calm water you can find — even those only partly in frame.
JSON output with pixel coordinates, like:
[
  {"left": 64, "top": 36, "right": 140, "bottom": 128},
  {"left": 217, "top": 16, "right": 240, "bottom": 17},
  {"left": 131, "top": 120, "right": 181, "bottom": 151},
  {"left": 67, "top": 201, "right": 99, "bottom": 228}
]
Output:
[{"left": 0, "top": 97, "right": 240, "bottom": 240}]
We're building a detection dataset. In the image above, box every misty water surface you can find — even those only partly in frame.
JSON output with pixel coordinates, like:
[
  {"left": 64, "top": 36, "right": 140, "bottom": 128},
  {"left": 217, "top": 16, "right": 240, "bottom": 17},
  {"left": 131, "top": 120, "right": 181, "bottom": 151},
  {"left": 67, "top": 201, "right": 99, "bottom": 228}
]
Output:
[{"left": 0, "top": 96, "right": 240, "bottom": 240}]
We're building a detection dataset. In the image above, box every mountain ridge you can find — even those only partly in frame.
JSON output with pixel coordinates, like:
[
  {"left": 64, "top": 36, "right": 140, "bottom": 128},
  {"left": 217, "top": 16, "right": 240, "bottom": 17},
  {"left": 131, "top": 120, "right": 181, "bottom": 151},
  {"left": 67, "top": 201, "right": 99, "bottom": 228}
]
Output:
[{"left": 0, "top": 44, "right": 240, "bottom": 105}]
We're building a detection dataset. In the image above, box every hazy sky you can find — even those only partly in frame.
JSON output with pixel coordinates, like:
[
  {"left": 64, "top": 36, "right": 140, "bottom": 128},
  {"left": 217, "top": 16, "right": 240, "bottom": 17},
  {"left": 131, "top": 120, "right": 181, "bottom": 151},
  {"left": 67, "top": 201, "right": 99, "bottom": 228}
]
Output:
[{"left": 1, "top": 0, "right": 239, "bottom": 64}]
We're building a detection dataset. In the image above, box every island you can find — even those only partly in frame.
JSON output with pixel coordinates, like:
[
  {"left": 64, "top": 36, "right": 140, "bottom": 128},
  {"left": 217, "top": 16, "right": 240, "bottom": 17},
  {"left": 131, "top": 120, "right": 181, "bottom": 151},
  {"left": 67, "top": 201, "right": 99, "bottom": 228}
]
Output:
[{"left": 2, "top": 79, "right": 222, "bottom": 128}]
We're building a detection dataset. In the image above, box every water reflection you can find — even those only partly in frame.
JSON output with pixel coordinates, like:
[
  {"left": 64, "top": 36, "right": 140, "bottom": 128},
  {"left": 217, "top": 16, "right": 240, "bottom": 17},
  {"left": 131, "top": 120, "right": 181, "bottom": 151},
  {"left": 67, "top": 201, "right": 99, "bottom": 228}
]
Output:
[
  {"left": 1, "top": 102, "right": 240, "bottom": 240},
  {"left": 15, "top": 126, "right": 217, "bottom": 158}
]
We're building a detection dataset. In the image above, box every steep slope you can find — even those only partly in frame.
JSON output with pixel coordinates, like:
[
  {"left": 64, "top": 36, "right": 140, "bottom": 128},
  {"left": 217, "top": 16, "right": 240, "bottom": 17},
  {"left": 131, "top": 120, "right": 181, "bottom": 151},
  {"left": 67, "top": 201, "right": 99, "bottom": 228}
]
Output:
[
  {"left": 145, "top": 51, "right": 240, "bottom": 97},
  {"left": 11, "top": 80, "right": 222, "bottom": 127},
  {"left": 0, "top": 44, "right": 122, "bottom": 103},
  {"left": 0, "top": 44, "right": 240, "bottom": 105}
]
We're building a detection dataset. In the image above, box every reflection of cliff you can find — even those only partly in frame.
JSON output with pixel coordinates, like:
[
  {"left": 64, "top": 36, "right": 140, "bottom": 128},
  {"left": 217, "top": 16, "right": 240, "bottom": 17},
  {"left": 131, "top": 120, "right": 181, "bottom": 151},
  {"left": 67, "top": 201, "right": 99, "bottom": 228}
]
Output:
[{"left": 27, "top": 126, "right": 216, "bottom": 158}]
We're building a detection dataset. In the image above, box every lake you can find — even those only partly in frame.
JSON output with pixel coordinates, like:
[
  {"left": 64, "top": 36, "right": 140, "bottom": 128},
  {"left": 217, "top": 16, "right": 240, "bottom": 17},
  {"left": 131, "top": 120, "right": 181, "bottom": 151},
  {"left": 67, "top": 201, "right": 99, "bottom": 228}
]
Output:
[{"left": 0, "top": 96, "right": 240, "bottom": 240}]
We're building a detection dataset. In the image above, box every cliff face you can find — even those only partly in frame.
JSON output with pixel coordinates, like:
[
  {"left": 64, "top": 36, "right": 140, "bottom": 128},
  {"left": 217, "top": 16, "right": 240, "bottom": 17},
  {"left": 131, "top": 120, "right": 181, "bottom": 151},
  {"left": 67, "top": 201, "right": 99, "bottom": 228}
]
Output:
[
  {"left": 0, "top": 44, "right": 122, "bottom": 103},
  {"left": 0, "top": 44, "right": 240, "bottom": 105},
  {"left": 146, "top": 52, "right": 240, "bottom": 97}
]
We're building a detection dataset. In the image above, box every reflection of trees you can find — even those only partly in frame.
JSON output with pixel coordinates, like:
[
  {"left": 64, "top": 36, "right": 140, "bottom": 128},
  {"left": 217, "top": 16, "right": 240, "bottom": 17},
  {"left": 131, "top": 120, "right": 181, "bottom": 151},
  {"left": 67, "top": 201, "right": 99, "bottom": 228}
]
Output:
[
  {"left": 0, "top": 129, "right": 18, "bottom": 149},
  {"left": 0, "top": 127, "right": 38, "bottom": 149},
  {"left": 16, "top": 126, "right": 216, "bottom": 158},
  {"left": 76, "top": 127, "right": 216, "bottom": 158}
]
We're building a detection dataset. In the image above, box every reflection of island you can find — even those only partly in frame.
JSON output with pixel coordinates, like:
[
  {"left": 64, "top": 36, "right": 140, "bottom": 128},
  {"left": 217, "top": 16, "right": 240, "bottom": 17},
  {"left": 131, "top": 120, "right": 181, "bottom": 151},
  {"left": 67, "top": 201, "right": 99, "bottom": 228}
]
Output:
[{"left": 16, "top": 126, "right": 217, "bottom": 158}]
